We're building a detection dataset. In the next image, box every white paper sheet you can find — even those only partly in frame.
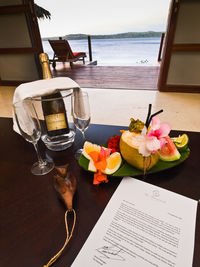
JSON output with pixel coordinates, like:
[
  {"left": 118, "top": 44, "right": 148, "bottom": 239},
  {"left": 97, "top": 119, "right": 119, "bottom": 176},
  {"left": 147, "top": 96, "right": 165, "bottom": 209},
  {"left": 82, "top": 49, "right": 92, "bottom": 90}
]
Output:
[{"left": 71, "top": 177, "right": 197, "bottom": 267}]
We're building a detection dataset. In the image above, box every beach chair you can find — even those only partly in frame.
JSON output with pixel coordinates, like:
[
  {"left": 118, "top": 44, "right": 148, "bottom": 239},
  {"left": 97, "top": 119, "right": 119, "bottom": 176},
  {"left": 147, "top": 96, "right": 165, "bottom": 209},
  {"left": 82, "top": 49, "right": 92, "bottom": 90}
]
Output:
[{"left": 48, "top": 39, "right": 87, "bottom": 68}]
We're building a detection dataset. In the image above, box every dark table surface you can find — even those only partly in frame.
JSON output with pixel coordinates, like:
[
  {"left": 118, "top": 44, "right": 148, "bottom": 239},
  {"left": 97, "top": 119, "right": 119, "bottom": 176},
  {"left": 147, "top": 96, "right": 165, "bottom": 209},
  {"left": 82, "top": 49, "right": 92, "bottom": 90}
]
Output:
[{"left": 0, "top": 117, "right": 199, "bottom": 267}]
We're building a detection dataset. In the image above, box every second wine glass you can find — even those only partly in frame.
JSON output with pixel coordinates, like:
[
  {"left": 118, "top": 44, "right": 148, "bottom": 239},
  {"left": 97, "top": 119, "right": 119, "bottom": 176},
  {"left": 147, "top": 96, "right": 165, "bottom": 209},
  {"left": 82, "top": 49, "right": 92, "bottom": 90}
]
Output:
[{"left": 72, "top": 91, "right": 91, "bottom": 159}]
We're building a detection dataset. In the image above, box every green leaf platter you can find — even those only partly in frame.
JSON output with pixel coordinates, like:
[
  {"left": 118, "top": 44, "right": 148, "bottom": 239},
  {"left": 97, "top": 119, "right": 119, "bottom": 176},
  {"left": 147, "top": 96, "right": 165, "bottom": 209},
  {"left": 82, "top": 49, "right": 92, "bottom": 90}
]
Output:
[{"left": 78, "top": 148, "right": 190, "bottom": 177}]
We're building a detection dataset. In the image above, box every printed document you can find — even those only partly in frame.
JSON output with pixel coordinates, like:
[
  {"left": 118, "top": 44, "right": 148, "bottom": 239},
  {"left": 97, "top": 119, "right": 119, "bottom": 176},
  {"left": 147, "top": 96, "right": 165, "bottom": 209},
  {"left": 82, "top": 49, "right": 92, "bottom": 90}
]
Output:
[{"left": 72, "top": 177, "right": 197, "bottom": 267}]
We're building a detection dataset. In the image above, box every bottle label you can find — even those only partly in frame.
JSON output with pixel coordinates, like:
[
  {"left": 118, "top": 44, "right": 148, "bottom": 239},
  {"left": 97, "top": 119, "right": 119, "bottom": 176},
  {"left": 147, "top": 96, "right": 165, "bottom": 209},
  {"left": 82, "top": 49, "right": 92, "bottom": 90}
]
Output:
[{"left": 45, "top": 113, "right": 67, "bottom": 131}]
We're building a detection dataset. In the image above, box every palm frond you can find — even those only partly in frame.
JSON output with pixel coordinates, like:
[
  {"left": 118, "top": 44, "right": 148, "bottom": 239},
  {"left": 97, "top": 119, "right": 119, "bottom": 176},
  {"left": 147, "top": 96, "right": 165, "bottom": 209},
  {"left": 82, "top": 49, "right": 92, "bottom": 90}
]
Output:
[{"left": 34, "top": 3, "right": 51, "bottom": 20}]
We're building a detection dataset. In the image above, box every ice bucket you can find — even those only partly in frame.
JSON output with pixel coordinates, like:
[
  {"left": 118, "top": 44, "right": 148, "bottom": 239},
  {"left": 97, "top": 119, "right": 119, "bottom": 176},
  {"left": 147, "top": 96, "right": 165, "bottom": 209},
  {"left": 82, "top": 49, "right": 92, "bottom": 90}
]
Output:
[{"left": 31, "top": 90, "right": 75, "bottom": 151}]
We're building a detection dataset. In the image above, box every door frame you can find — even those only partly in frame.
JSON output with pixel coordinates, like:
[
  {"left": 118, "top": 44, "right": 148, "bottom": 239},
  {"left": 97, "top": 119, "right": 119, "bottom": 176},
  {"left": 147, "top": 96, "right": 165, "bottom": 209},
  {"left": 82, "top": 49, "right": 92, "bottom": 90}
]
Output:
[{"left": 158, "top": 0, "right": 200, "bottom": 93}]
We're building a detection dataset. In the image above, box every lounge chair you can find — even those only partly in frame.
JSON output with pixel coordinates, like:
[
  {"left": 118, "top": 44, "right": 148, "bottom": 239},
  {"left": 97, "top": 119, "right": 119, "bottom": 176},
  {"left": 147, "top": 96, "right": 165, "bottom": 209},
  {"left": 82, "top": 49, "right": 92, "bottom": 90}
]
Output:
[{"left": 48, "top": 39, "right": 87, "bottom": 68}]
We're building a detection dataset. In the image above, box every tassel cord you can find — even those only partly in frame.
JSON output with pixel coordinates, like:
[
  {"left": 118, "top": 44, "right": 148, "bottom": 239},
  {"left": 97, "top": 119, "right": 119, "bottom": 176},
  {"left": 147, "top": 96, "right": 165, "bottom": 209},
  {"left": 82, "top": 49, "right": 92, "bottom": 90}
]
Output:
[{"left": 43, "top": 209, "right": 76, "bottom": 267}]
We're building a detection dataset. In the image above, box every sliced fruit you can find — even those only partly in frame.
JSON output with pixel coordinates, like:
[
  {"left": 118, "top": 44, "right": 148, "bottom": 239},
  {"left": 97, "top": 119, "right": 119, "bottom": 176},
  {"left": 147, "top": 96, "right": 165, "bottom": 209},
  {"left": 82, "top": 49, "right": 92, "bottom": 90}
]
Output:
[
  {"left": 88, "top": 159, "right": 96, "bottom": 172},
  {"left": 82, "top": 141, "right": 101, "bottom": 160},
  {"left": 158, "top": 136, "right": 181, "bottom": 161},
  {"left": 120, "top": 131, "right": 159, "bottom": 171},
  {"left": 82, "top": 142, "right": 121, "bottom": 184},
  {"left": 171, "top": 134, "right": 189, "bottom": 151},
  {"left": 103, "top": 152, "right": 122, "bottom": 175},
  {"left": 88, "top": 151, "right": 122, "bottom": 174}
]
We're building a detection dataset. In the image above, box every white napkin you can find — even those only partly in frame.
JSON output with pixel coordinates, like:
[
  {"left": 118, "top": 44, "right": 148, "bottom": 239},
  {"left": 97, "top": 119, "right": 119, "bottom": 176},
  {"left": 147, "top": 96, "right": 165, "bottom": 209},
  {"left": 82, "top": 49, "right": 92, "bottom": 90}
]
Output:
[{"left": 13, "top": 77, "right": 81, "bottom": 133}]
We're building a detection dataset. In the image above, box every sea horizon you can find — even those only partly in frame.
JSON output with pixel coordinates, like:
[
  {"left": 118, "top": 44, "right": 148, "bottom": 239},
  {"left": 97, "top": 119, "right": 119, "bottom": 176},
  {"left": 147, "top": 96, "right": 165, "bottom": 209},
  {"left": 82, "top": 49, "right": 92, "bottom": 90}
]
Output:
[{"left": 42, "top": 31, "right": 163, "bottom": 41}]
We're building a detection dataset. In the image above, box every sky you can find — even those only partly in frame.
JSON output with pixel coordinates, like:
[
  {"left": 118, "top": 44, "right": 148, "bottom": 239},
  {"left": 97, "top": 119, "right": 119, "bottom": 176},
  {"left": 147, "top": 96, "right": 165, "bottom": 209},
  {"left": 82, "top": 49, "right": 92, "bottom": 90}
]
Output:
[{"left": 35, "top": 0, "right": 171, "bottom": 38}]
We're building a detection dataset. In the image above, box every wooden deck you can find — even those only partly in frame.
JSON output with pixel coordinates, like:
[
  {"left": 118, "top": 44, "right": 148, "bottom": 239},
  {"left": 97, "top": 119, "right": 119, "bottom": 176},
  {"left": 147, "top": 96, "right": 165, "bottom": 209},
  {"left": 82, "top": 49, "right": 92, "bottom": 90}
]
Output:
[{"left": 51, "top": 63, "right": 160, "bottom": 90}]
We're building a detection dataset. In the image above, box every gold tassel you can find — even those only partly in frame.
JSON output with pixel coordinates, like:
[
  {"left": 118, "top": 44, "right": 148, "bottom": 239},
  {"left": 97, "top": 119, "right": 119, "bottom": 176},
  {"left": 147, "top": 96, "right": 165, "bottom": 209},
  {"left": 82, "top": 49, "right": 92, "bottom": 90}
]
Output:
[{"left": 43, "top": 209, "right": 76, "bottom": 267}]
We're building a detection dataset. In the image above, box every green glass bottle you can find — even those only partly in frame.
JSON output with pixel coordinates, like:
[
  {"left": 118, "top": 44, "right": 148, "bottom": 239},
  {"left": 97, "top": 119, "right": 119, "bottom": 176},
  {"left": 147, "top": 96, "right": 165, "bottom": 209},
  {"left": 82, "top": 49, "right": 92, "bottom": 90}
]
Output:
[{"left": 39, "top": 53, "right": 70, "bottom": 137}]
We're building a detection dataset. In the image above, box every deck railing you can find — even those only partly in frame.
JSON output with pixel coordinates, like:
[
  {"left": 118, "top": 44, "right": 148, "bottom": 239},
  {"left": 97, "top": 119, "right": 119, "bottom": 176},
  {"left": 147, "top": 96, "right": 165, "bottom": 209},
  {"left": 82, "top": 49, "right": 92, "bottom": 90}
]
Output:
[
  {"left": 158, "top": 33, "right": 165, "bottom": 62},
  {"left": 88, "top": 36, "right": 93, "bottom": 62}
]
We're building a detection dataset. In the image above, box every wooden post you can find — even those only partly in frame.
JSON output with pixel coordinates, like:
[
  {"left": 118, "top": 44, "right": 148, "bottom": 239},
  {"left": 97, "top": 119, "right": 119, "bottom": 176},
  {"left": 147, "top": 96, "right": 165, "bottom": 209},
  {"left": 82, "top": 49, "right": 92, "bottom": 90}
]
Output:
[
  {"left": 88, "top": 35, "right": 92, "bottom": 62},
  {"left": 157, "top": 33, "right": 165, "bottom": 62}
]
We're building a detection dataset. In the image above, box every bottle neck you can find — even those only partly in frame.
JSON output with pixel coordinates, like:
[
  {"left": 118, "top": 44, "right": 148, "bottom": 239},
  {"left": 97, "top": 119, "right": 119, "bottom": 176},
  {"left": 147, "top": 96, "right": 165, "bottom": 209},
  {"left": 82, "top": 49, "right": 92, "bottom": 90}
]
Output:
[
  {"left": 39, "top": 53, "right": 53, "bottom": 79},
  {"left": 42, "top": 61, "right": 52, "bottom": 79}
]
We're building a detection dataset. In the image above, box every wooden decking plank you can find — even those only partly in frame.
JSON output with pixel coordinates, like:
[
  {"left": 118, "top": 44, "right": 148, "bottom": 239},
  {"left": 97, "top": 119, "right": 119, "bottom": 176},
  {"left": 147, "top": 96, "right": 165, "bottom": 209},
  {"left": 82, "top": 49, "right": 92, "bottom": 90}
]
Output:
[{"left": 51, "top": 64, "right": 159, "bottom": 90}]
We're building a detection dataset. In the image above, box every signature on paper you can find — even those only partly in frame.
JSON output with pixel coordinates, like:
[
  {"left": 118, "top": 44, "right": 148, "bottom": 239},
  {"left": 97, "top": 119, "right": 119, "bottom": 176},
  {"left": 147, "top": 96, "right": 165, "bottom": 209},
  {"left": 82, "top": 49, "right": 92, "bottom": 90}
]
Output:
[{"left": 96, "top": 244, "right": 125, "bottom": 261}]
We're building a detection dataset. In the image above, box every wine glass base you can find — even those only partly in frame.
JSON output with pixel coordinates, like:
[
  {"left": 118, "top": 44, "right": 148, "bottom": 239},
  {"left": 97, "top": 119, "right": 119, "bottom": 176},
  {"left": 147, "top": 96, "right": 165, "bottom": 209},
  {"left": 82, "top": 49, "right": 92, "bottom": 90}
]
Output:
[
  {"left": 74, "top": 148, "right": 83, "bottom": 160},
  {"left": 31, "top": 159, "right": 54, "bottom": 175}
]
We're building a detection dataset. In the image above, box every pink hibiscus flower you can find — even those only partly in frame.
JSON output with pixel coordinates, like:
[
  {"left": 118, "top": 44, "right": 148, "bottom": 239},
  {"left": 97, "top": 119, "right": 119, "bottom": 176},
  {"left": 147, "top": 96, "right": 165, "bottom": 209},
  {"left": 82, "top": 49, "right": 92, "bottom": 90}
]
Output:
[
  {"left": 146, "top": 116, "right": 171, "bottom": 149},
  {"left": 137, "top": 116, "right": 171, "bottom": 157}
]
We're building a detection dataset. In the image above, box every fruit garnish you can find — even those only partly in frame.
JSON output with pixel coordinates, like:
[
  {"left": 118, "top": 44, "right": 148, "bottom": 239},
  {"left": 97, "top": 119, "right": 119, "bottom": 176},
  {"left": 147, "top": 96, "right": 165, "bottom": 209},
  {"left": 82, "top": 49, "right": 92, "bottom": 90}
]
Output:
[
  {"left": 171, "top": 134, "right": 189, "bottom": 151},
  {"left": 82, "top": 141, "right": 101, "bottom": 160},
  {"left": 103, "top": 152, "right": 122, "bottom": 175},
  {"left": 82, "top": 142, "right": 122, "bottom": 184},
  {"left": 158, "top": 136, "right": 181, "bottom": 161},
  {"left": 129, "top": 118, "right": 145, "bottom": 133},
  {"left": 88, "top": 150, "right": 122, "bottom": 175}
]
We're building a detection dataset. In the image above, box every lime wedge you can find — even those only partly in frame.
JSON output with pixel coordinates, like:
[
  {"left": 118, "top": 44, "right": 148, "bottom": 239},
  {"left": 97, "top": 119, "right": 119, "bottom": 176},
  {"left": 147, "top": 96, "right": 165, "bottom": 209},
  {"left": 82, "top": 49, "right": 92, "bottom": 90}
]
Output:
[{"left": 171, "top": 134, "right": 189, "bottom": 150}]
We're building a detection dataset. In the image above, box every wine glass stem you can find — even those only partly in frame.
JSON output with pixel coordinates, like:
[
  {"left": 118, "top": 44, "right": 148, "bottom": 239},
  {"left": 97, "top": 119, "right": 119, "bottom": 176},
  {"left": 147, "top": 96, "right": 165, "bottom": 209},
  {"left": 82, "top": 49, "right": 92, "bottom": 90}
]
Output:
[
  {"left": 82, "top": 130, "right": 86, "bottom": 144},
  {"left": 33, "top": 142, "right": 44, "bottom": 165}
]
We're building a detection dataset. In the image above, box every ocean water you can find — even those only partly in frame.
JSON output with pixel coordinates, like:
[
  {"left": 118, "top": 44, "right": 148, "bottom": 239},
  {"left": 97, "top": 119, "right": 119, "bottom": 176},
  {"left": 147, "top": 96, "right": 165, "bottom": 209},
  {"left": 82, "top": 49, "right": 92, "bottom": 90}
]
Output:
[{"left": 42, "top": 37, "right": 161, "bottom": 66}]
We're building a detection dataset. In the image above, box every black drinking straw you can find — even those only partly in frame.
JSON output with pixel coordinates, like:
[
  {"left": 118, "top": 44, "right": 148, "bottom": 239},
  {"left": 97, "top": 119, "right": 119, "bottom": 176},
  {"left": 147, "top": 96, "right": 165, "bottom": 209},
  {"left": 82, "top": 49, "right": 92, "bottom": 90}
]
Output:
[
  {"left": 145, "top": 104, "right": 152, "bottom": 127},
  {"left": 146, "top": 109, "right": 163, "bottom": 128}
]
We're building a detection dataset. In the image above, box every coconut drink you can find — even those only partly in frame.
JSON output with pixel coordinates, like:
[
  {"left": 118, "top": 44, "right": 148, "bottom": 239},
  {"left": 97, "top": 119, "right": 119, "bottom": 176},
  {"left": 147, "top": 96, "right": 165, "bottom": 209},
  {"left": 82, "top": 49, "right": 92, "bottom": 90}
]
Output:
[
  {"left": 120, "top": 130, "right": 160, "bottom": 171},
  {"left": 119, "top": 106, "right": 175, "bottom": 172}
]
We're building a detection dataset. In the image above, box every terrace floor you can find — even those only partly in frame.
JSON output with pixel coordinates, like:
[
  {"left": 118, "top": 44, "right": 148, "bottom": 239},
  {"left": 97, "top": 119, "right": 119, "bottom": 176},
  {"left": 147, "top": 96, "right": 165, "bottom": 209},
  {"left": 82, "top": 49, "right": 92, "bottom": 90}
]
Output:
[{"left": 51, "top": 64, "right": 160, "bottom": 90}]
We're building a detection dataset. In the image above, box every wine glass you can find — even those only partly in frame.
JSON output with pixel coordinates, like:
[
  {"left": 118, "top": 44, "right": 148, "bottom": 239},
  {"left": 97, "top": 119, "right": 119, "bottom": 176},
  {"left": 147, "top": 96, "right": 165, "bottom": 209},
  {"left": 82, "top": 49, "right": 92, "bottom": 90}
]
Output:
[
  {"left": 13, "top": 100, "right": 55, "bottom": 175},
  {"left": 71, "top": 91, "right": 91, "bottom": 159}
]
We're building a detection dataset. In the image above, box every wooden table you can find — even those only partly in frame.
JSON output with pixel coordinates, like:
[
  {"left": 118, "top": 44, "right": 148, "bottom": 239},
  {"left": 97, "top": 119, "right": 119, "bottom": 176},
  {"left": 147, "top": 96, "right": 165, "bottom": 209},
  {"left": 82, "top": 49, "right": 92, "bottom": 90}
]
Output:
[{"left": 0, "top": 118, "right": 199, "bottom": 267}]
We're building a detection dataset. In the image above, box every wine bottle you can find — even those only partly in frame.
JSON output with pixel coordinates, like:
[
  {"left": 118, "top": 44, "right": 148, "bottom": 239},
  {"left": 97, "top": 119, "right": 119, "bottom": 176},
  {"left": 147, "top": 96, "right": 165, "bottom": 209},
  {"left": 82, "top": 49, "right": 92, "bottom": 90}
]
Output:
[{"left": 39, "top": 53, "right": 70, "bottom": 137}]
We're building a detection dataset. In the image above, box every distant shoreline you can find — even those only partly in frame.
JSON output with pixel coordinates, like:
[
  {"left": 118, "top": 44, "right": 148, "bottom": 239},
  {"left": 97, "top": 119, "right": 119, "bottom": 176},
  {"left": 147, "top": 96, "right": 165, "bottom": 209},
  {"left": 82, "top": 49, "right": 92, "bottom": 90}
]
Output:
[{"left": 42, "top": 31, "right": 163, "bottom": 41}]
